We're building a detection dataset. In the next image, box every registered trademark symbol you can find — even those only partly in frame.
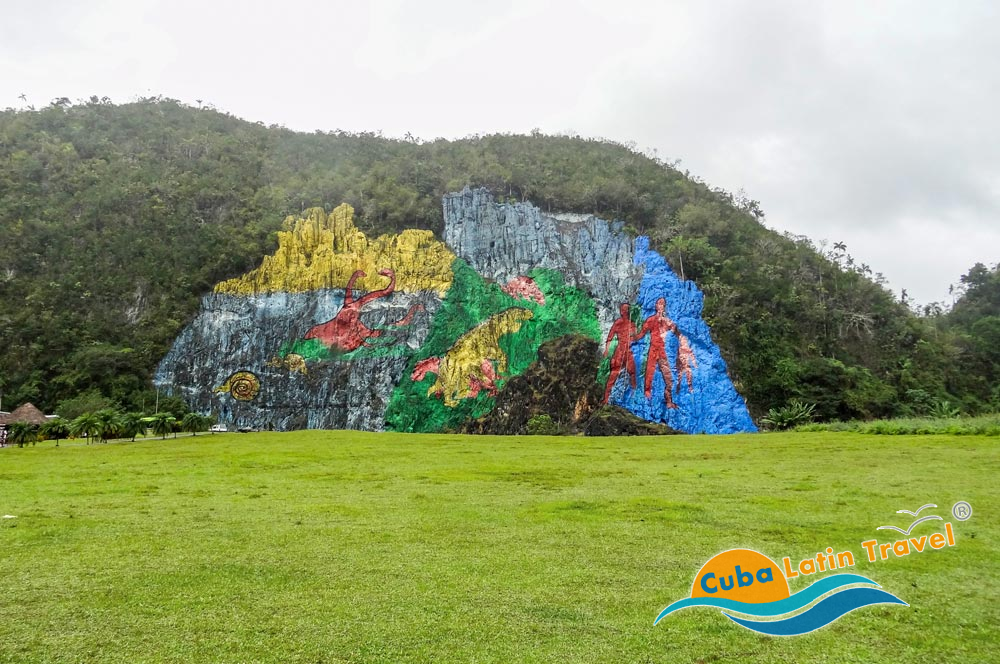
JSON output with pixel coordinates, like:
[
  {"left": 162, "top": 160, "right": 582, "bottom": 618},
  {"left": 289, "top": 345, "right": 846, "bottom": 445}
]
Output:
[{"left": 952, "top": 501, "right": 972, "bottom": 521}]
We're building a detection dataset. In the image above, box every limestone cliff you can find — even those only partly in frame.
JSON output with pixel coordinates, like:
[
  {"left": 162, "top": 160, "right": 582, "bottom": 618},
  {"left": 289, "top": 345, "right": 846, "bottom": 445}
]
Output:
[
  {"left": 443, "top": 188, "right": 642, "bottom": 338},
  {"left": 156, "top": 188, "right": 756, "bottom": 434},
  {"left": 611, "top": 237, "right": 757, "bottom": 433},
  {"left": 215, "top": 205, "right": 454, "bottom": 296},
  {"left": 155, "top": 290, "right": 439, "bottom": 430}
]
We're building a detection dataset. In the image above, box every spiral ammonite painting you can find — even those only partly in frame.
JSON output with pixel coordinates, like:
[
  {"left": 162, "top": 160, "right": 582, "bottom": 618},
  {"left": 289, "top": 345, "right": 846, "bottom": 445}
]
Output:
[{"left": 215, "top": 371, "right": 261, "bottom": 401}]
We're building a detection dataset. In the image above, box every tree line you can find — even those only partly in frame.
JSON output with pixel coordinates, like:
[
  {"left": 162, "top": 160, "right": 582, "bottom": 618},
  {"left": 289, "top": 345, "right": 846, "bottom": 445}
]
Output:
[
  {"left": 0, "top": 98, "right": 997, "bottom": 423},
  {"left": 4, "top": 408, "right": 215, "bottom": 447}
]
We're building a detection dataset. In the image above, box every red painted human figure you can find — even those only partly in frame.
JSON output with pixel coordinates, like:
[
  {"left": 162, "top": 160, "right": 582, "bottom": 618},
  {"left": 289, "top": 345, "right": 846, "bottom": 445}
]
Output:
[
  {"left": 675, "top": 333, "right": 697, "bottom": 394},
  {"left": 635, "top": 297, "right": 679, "bottom": 409},
  {"left": 304, "top": 268, "right": 422, "bottom": 352},
  {"left": 603, "top": 303, "right": 638, "bottom": 403}
]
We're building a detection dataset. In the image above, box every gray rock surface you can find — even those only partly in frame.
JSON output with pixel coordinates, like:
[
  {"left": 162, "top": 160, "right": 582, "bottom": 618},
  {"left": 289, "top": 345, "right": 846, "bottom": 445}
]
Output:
[
  {"left": 443, "top": 187, "right": 642, "bottom": 337},
  {"left": 155, "top": 290, "right": 439, "bottom": 431}
]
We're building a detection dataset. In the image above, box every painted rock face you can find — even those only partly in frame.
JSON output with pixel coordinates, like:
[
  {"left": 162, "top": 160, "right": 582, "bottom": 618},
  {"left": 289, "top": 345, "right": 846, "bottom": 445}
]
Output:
[
  {"left": 157, "top": 189, "right": 756, "bottom": 434},
  {"left": 215, "top": 371, "right": 260, "bottom": 401}
]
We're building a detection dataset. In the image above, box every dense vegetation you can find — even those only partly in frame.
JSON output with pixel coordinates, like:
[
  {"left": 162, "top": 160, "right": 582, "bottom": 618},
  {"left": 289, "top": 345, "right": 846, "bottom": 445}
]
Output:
[
  {"left": 1, "top": 98, "right": 997, "bottom": 421},
  {"left": 4, "top": 407, "right": 215, "bottom": 447},
  {"left": 797, "top": 414, "right": 1000, "bottom": 436}
]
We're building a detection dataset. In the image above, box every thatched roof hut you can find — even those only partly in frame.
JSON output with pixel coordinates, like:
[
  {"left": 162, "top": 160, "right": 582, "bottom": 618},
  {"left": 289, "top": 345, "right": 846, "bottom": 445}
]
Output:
[{"left": 0, "top": 403, "right": 49, "bottom": 427}]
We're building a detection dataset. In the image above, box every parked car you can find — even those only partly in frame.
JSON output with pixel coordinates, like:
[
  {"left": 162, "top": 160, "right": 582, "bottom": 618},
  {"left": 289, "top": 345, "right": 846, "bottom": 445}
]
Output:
[
  {"left": 210, "top": 424, "right": 228, "bottom": 433},
  {"left": 237, "top": 426, "right": 257, "bottom": 433}
]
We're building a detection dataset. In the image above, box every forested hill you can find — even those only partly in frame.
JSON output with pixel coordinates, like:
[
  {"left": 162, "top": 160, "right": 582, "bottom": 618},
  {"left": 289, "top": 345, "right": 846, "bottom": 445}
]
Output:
[{"left": 0, "top": 99, "right": 995, "bottom": 420}]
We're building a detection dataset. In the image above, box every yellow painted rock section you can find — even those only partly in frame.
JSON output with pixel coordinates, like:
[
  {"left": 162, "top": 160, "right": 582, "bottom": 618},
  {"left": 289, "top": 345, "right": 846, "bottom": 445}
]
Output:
[
  {"left": 266, "top": 353, "right": 308, "bottom": 375},
  {"left": 429, "top": 308, "right": 534, "bottom": 406},
  {"left": 215, "top": 205, "right": 455, "bottom": 296}
]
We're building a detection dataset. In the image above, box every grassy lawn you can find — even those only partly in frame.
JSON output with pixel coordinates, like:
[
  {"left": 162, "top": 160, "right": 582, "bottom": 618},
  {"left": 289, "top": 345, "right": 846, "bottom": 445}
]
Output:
[{"left": 1, "top": 431, "right": 997, "bottom": 663}]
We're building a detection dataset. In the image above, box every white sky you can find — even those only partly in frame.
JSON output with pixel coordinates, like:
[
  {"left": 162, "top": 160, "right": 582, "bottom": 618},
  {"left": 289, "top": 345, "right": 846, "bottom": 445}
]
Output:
[{"left": 4, "top": 0, "right": 998, "bottom": 305}]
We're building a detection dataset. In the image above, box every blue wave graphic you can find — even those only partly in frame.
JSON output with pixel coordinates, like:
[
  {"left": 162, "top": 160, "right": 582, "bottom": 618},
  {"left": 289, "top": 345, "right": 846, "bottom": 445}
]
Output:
[
  {"left": 654, "top": 574, "right": 878, "bottom": 625},
  {"left": 722, "top": 587, "right": 908, "bottom": 636}
]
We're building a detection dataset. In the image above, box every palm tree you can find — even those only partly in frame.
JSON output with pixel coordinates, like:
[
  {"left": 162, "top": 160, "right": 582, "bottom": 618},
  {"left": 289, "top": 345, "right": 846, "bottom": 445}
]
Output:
[
  {"left": 7, "top": 422, "right": 37, "bottom": 447},
  {"left": 70, "top": 413, "right": 102, "bottom": 445},
  {"left": 150, "top": 413, "right": 176, "bottom": 440},
  {"left": 39, "top": 418, "right": 70, "bottom": 447},
  {"left": 119, "top": 412, "right": 147, "bottom": 442},
  {"left": 94, "top": 409, "right": 123, "bottom": 443},
  {"left": 181, "top": 412, "right": 206, "bottom": 436}
]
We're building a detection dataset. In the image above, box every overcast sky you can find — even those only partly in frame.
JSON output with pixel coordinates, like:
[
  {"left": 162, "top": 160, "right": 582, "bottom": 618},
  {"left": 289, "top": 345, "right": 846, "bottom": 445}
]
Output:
[{"left": 4, "top": 0, "right": 998, "bottom": 305}]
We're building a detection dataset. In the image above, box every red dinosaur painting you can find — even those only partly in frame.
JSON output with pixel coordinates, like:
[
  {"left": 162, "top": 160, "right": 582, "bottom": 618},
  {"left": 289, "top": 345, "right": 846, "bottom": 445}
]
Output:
[{"left": 304, "top": 269, "right": 422, "bottom": 352}]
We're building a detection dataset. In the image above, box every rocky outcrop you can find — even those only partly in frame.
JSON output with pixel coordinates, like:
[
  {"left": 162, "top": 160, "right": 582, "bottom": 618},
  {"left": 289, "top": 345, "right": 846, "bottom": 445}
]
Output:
[
  {"left": 156, "top": 188, "right": 756, "bottom": 434},
  {"left": 461, "top": 335, "right": 604, "bottom": 435},
  {"left": 382, "top": 260, "right": 601, "bottom": 433},
  {"left": 215, "top": 205, "right": 454, "bottom": 296},
  {"left": 155, "top": 204, "right": 449, "bottom": 431},
  {"left": 606, "top": 237, "right": 757, "bottom": 433},
  {"left": 155, "top": 290, "right": 440, "bottom": 431},
  {"left": 582, "top": 406, "right": 680, "bottom": 437},
  {"left": 443, "top": 188, "right": 642, "bottom": 338}
]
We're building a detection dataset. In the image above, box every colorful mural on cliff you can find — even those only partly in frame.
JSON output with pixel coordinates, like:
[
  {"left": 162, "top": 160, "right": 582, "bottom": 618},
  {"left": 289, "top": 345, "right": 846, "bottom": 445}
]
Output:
[
  {"left": 597, "top": 236, "right": 756, "bottom": 433},
  {"left": 384, "top": 263, "right": 600, "bottom": 432},
  {"left": 154, "top": 204, "right": 449, "bottom": 431},
  {"left": 155, "top": 188, "right": 755, "bottom": 434}
]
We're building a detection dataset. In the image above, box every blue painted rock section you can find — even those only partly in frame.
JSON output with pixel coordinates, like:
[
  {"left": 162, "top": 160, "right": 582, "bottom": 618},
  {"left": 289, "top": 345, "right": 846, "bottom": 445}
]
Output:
[{"left": 607, "top": 237, "right": 757, "bottom": 433}]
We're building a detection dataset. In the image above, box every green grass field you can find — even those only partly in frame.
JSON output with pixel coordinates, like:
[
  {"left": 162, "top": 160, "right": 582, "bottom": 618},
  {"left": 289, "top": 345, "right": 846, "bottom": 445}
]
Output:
[{"left": 1, "top": 431, "right": 997, "bottom": 663}]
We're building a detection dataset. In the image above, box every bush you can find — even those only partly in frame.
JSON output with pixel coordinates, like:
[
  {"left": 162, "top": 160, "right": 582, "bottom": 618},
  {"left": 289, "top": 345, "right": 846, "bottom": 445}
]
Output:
[
  {"left": 761, "top": 400, "right": 816, "bottom": 431},
  {"left": 793, "top": 414, "right": 1000, "bottom": 436},
  {"left": 526, "top": 414, "right": 561, "bottom": 436},
  {"left": 582, "top": 405, "right": 680, "bottom": 437},
  {"left": 928, "top": 399, "right": 961, "bottom": 419}
]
